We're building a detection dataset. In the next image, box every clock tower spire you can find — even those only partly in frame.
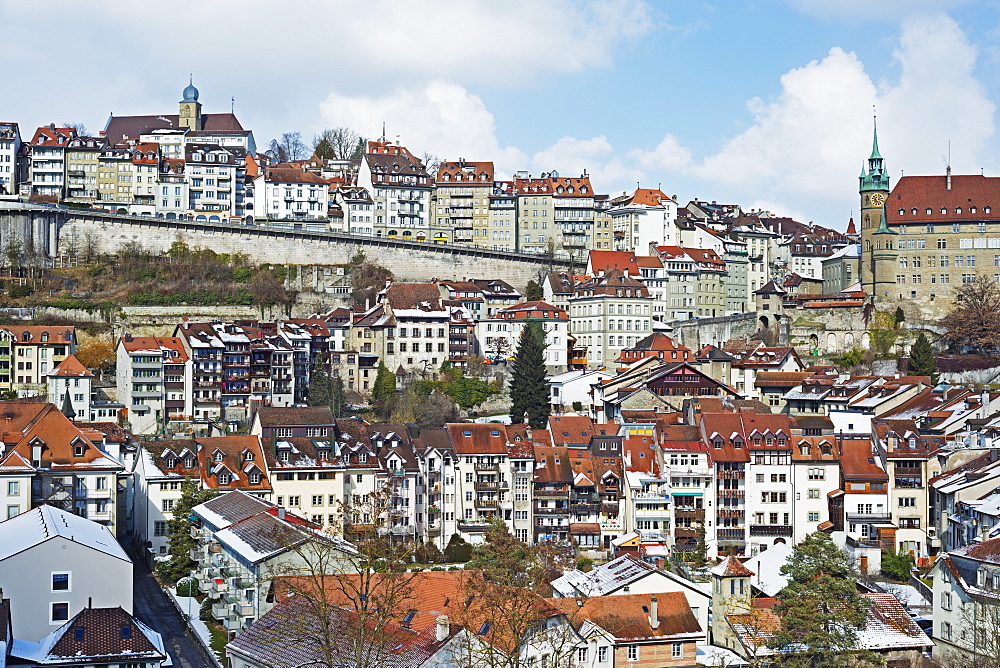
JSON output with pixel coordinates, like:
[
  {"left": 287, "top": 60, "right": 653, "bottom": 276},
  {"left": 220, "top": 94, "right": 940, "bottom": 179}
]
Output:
[{"left": 859, "top": 116, "right": 893, "bottom": 300}]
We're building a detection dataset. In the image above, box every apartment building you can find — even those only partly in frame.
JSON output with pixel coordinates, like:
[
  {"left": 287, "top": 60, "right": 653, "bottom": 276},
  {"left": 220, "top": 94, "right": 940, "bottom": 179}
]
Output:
[
  {"left": 116, "top": 336, "right": 191, "bottom": 435},
  {"left": 568, "top": 268, "right": 653, "bottom": 368},
  {"left": 184, "top": 143, "right": 246, "bottom": 222},
  {"left": 476, "top": 301, "right": 569, "bottom": 372},
  {"left": 47, "top": 354, "right": 122, "bottom": 424},
  {"left": 872, "top": 419, "right": 938, "bottom": 557},
  {"left": 0, "top": 122, "right": 20, "bottom": 198},
  {"left": 0, "top": 402, "right": 126, "bottom": 531},
  {"left": 608, "top": 188, "right": 678, "bottom": 252},
  {"left": 63, "top": 135, "right": 103, "bottom": 204},
  {"left": 487, "top": 180, "right": 516, "bottom": 250},
  {"left": 26, "top": 124, "right": 76, "bottom": 198},
  {"left": 357, "top": 140, "right": 433, "bottom": 240},
  {"left": 256, "top": 163, "right": 330, "bottom": 222},
  {"left": 190, "top": 490, "right": 356, "bottom": 632},
  {"left": 0, "top": 325, "right": 75, "bottom": 395},
  {"left": 433, "top": 160, "right": 493, "bottom": 246}
]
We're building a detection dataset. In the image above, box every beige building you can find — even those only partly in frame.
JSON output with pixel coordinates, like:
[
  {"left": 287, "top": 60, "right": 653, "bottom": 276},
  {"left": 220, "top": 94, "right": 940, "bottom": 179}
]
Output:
[
  {"left": 568, "top": 269, "right": 653, "bottom": 368},
  {"left": 432, "top": 160, "right": 493, "bottom": 247}
]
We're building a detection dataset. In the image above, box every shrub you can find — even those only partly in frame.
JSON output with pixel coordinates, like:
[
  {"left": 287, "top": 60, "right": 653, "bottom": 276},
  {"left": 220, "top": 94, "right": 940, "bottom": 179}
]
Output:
[
  {"left": 443, "top": 534, "right": 472, "bottom": 563},
  {"left": 176, "top": 577, "right": 199, "bottom": 597},
  {"left": 8, "top": 285, "right": 31, "bottom": 299},
  {"left": 576, "top": 557, "right": 594, "bottom": 572}
]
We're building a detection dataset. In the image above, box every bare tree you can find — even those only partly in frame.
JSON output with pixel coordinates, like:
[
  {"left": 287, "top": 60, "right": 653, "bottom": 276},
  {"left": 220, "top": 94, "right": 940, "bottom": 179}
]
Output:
[
  {"left": 420, "top": 151, "right": 440, "bottom": 175},
  {"left": 314, "top": 127, "right": 367, "bottom": 161},
  {"left": 940, "top": 597, "right": 1000, "bottom": 668},
  {"left": 263, "top": 483, "right": 421, "bottom": 668},
  {"left": 942, "top": 274, "right": 1000, "bottom": 353},
  {"left": 63, "top": 122, "right": 89, "bottom": 136},
  {"left": 266, "top": 132, "right": 309, "bottom": 162}
]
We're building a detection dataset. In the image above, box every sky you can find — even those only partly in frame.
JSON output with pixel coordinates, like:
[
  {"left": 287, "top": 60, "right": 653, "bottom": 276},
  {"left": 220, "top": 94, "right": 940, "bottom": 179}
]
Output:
[{"left": 3, "top": 0, "right": 1000, "bottom": 231}]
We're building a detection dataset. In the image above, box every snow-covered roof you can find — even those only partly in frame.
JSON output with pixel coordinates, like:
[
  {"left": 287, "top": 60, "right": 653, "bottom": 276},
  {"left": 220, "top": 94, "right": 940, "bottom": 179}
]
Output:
[
  {"left": 741, "top": 542, "right": 792, "bottom": 597},
  {"left": 0, "top": 505, "right": 129, "bottom": 563},
  {"left": 550, "top": 553, "right": 708, "bottom": 600}
]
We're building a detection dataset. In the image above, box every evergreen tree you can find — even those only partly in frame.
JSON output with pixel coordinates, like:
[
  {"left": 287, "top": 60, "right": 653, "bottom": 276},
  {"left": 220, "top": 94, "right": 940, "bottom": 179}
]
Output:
[
  {"left": 372, "top": 361, "right": 396, "bottom": 418},
  {"left": 508, "top": 322, "right": 550, "bottom": 428},
  {"left": 770, "top": 532, "right": 878, "bottom": 667},
  {"left": 307, "top": 355, "right": 333, "bottom": 409},
  {"left": 156, "top": 477, "right": 219, "bottom": 584},
  {"left": 524, "top": 279, "right": 544, "bottom": 302},
  {"left": 908, "top": 332, "right": 938, "bottom": 381},
  {"left": 330, "top": 374, "right": 350, "bottom": 418}
]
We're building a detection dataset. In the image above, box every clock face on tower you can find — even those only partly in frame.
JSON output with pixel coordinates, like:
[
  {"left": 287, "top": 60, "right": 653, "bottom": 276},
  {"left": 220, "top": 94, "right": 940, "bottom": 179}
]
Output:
[{"left": 870, "top": 193, "right": 884, "bottom": 206}]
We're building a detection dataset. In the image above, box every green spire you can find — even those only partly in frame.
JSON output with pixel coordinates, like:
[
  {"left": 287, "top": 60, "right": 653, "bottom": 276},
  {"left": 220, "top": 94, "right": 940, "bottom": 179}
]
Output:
[
  {"left": 870, "top": 117, "right": 883, "bottom": 162},
  {"left": 872, "top": 205, "right": 896, "bottom": 235}
]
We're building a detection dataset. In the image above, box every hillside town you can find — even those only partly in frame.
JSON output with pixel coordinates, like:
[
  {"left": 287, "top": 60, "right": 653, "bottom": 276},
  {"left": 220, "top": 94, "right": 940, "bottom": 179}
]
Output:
[{"left": 0, "top": 80, "right": 999, "bottom": 668}]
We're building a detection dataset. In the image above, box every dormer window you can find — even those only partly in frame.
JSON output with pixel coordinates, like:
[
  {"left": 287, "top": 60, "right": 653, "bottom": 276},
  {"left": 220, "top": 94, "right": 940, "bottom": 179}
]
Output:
[
  {"left": 318, "top": 449, "right": 329, "bottom": 461},
  {"left": 165, "top": 457, "right": 176, "bottom": 469},
  {"left": 218, "top": 472, "right": 230, "bottom": 485},
  {"left": 244, "top": 452, "right": 254, "bottom": 461},
  {"left": 821, "top": 445, "right": 832, "bottom": 456},
  {"left": 359, "top": 452, "right": 368, "bottom": 463},
  {"left": 73, "top": 444, "right": 85, "bottom": 457},
  {"left": 21, "top": 333, "right": 29, "bottom": 342},
  {"left": 249, "top": 472, "right": 260, "bottom": 484},
  {"left": 41, "top": 332, "right": 48, "bottom": 343},
  {"left": 184, "top": 457, "right": 194, "bottom": 468},
  {"left": 213, "top": 452, "right": 223, "bottom": 463},
  {"left": 733, "top": 438, "right": 744, "bottom": 449},
  {"left": 279, "top": 450, "right": 290, "bottom": 462}
]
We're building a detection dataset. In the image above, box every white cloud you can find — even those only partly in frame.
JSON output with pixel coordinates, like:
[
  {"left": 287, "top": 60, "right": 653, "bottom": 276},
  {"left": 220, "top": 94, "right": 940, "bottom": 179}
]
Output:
[
  {"left": 319, "top": 81, "right": 527, "bottom": 169},
  {"left": 686, "top": 13, "right": 996, "bottom": 228}
]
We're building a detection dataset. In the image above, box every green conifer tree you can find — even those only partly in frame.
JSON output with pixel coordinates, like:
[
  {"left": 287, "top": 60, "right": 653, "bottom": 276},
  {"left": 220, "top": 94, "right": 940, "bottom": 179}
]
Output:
[
  {"left": 770, "top": 532, "right": 878, "bottom": 667},
  {"left": 907, "top": 332, "right": 938, "bottom": 381},
  {"left": 156, "top": 478, "right": 219, "bottom": 584},
  {"left": 372, "top": 362, "right": 397, "bottom": 418},
  {"left": 508, "top": 322, "right": 550, "bottom": 428}
]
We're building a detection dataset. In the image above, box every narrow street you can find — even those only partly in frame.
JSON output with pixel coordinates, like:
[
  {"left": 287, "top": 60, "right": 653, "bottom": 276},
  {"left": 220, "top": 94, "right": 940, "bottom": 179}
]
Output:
[{"left": 123, "top": 540, "right": 217, "bottom": 668}]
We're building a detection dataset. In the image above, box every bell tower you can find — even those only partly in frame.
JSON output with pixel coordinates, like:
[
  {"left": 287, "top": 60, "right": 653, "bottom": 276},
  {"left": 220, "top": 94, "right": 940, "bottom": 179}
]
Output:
[
  {"left": 859, "top": 120, "right": 891, "bottom": 297},
  {"left": 178, "top": 77, "right": 203, "bottom": 131}
]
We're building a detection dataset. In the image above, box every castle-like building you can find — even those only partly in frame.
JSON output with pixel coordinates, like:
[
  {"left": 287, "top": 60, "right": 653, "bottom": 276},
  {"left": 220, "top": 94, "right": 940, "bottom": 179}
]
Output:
[{"left": 860, "top": 126, "right": 1000, "bottom": 320}]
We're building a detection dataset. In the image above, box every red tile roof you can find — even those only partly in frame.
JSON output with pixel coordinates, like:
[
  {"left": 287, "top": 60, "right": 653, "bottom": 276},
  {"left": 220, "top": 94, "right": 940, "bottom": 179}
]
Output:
[
  {"left": 887, "top": 174, "right": 1000, "bottom": 223},
  {"left": 551, "top": 591, "right": 701, "bottom": 639},
  {"left": 49, "top": 354, "right": 93, "bottom": 377}
]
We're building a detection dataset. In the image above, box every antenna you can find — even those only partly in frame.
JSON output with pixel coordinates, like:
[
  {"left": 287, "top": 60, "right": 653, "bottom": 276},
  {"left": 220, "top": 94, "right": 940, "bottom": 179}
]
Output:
[
  {"left": 948, "top": 139, "right": 951, "bottom": 167},
  {"left": 231, "top": 97, "right": 235, "bottom": 114}
]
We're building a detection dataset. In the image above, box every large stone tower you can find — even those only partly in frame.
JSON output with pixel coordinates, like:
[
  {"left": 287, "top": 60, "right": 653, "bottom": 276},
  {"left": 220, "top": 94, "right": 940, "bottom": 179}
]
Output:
[
  {"left": 859, "top": 121, "right": 892, "bottom": 299},
  {"left": 178, "top": 77, "right": 203, "bottom": 131}
]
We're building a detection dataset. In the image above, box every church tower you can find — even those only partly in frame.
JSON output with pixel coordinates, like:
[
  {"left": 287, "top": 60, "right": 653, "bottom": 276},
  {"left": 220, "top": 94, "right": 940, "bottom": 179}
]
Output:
[
  {"left": 178, "top": 77, "right": 203, "bottom": 131},
  {"left": 859, "top": 121, "right": 892, "bottom": 298}
]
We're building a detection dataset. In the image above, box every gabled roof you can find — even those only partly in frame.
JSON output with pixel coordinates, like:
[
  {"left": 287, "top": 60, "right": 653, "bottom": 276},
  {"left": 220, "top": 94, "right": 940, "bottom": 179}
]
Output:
[
  {"left": 256, "top": 406, "right": 335, "bottom": 427},
  {"left": 710, "top": 555, "right": 753, "bottom": 577},
  {"left": 550, "top": 591, "right": 702, "bottom": 641},
  {"left": 48, "top": 354, "right": 93, "bottom": 378},
  {"left": 14, "top": 606, "right": 166, "bottom": 664},
  {"left": 0, "top": 505, "right": 129, "bottom": 563}
]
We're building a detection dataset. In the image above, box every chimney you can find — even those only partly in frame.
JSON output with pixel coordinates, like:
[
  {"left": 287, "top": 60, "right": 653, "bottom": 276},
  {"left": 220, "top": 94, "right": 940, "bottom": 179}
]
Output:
[
  {"left": 649, "top": 596, "right": 659, "bottom": 630},
  {"left": 277, "top": 507, "right": 286, "bottom": 520},
  {"left": 946, "top": 165, "right": 952, "bottom": 191},
  {"left": 436, "top": 614, "right": 449, "bottom": 642}
]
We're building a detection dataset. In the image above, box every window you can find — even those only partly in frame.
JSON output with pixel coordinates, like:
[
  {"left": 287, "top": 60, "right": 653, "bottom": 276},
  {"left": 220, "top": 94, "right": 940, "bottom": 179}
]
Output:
[
  {"left": 577, "top": 647, "right": 588, "bottom": 662},
  {"left": 161, "top": 499, "right": 175, "bottom": 512},
  {"left": 51, "top": 602, "right": 69, "bottom": 623},
  {"left": 672, "top": 642, "right": 683, "bottom": 659},
  {"left": 808, "top": 468, "right": 825, "bottom": 480},
  {"left": 627, "top": 645, "right": 639, "bottom": 661},
  {"left": 807, "top": 488, "right": 820, "bottom": 499},
  {"left": 598, "top": 646, "right": 608, "bottom": 662},
  {"left": 52, "top": 572, "right": 70, "bottom": 591},
  {"left": 6, "top": 505, "right": 17, "bottom": 519},
  {"left": 154, "top": 521, "right": 167, "bottom": 536},
  {"left": 6, "top": 481, "right": 17, "bottom": 496},
  {"left": 312, "top": 495, "right": 324, "bottom": 506},
  {"left": 942, "top": 591, "right": 952, "bottom": 610}
]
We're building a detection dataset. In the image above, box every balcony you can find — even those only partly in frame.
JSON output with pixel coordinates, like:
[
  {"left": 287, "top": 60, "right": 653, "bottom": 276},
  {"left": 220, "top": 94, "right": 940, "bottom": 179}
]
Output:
[
  {"left": 718, "top": 470, "right": 745, "bottom": 480},
  {"left": 570, "top": 502, "right": 600, "bottom": 513},
  {"left": 674, "top": 527, "right": 698, "bottom": 539},
  {"left": 717, "top": 528, "right": 745, "bottom": 540},
  {"left": 717, "top": 509, "right": 745, "bottom": 519},
  {"left": 717, "top": 490, "right": 745, "bottom": 499},
  {"left": 894, "top": 478, "right": 924, "bottom": 489},
  {"left": 535, "top": 506, "right": 569, "bottom": 515},
  {"left": 535, "top": 488, "right": 570, "bottom": 497},
  {"left": 675, "top": 508, "right": 706, "bottom": 520},
  {"left": 474, "top": 480, "right": 508, "bottom": 491},
  {"left": 474, "top": 462, "right": 500, "bottom": 472},
  {"left": 846, "top": 513, "right": 893, "bottom": 523},
  {"left": 475, "top": 497, "right": 500, "bottom": 508},
  {"left": 749, "top": 524, "right": 794, "bottom": 537}
]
